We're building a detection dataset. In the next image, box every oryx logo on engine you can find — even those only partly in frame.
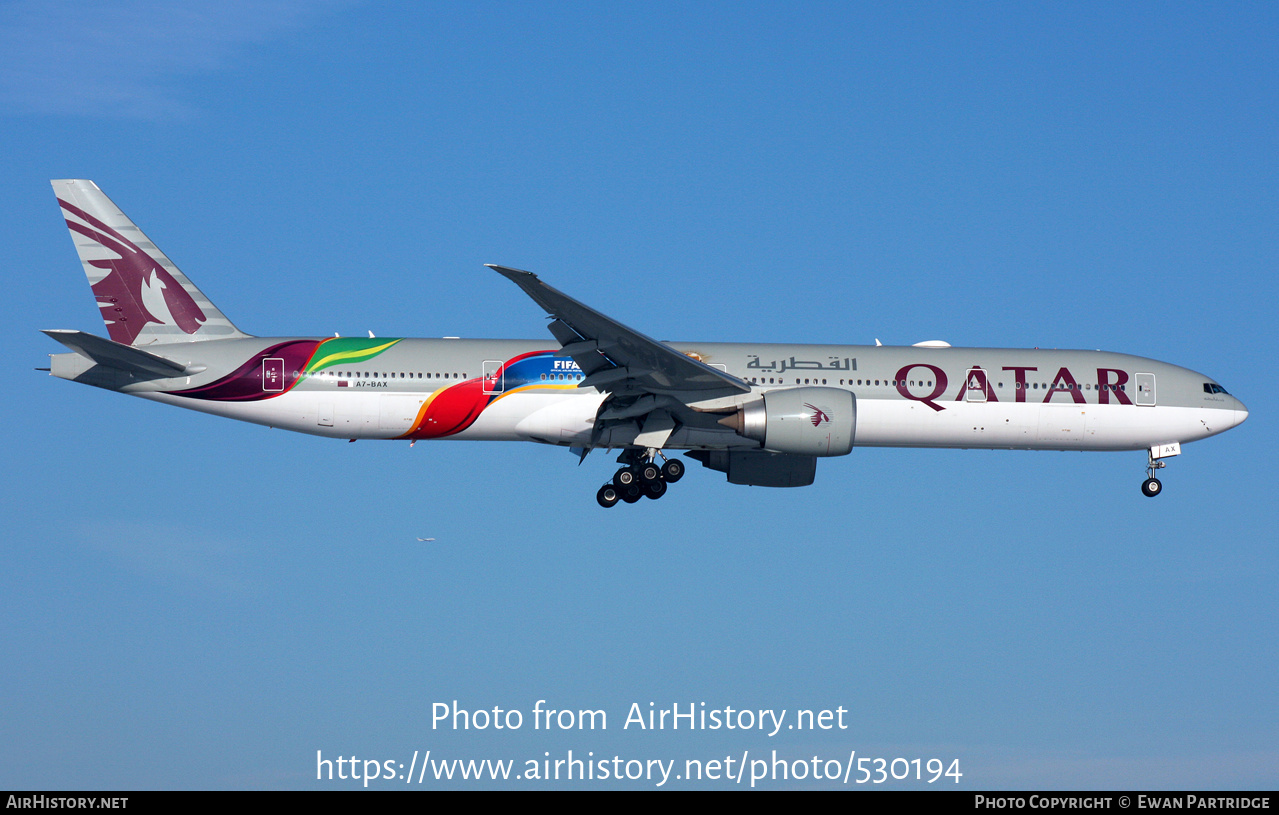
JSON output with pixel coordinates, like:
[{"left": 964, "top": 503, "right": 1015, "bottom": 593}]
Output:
[{"left": 805, "top": 403, "right": 831, "bottom": 427}]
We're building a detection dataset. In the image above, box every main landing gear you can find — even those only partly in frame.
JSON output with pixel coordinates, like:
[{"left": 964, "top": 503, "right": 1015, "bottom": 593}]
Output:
[{"left": 596, "top": 449, "right": 685, "bottom": 508}]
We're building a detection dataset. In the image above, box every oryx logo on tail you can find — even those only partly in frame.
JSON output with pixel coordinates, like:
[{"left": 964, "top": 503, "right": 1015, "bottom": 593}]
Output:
[
  {"left": 51, "top": 179, "right": 248, "bottom": 346},
  {"left": 58, "top": 197, "right": 207, "bottom": 345}
]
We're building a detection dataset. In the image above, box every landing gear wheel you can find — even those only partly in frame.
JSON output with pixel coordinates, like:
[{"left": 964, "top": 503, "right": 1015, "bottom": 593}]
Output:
[
  {"left": 661, "top": 459, "right": 684, "bottom": 483},
  {"left": 1142, "top": 477, "right": 1162, "bottom": 497},
  {"left": 638, "top": 462, "right": 662, "bottom": 484},
  {"left": 620, "top": 483, "right": 643, "bottom": 503},
  {"left": 596, "top": 484, "right": 620, "bottom": 508},
  {"left": 643, "top": 479, "right": 667, "bottom": 500},
  {"left": 613, "top": 467, "right": 638, "bottom": 488}
]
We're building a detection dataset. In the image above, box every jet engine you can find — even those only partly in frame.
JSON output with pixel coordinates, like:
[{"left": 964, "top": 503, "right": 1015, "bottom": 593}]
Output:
[{"left": 718, "top": 387, "right": 855, "bottom": 456}]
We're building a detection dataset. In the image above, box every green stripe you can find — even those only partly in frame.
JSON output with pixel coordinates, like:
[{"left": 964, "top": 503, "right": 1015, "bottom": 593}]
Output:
[{"left": 306, "top": 338, "right": 402, "bottom": 372}]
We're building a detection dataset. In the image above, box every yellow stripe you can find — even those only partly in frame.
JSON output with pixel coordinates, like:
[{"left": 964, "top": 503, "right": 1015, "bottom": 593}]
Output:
[{"left": 488, "top": 383, "right": 579, "bottom": 405}]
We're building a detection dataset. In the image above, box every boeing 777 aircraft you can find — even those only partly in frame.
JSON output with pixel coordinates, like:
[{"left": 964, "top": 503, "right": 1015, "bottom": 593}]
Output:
[{"left": 42, "top": 180, "right": 1247, "bottom": 507}]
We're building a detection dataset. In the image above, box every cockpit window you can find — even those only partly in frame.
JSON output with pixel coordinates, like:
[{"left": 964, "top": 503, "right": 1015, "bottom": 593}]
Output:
[{"left": 1204, "top": 383, "right": 1230, "bottom": 395}]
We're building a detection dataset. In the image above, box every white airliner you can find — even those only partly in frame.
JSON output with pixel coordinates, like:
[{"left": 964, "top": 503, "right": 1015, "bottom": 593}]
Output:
[{"left": 42, "top": 180, "right": 1247, "bottom": 507}]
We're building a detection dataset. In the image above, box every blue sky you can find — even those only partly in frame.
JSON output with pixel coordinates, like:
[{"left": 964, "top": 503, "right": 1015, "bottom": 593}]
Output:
[{"left": 2, "top": 1, "right": 1275, "bottom": 790}]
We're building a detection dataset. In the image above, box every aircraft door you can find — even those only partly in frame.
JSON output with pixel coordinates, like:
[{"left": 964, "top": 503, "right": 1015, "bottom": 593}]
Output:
[
  {"left": 1135, "top": 373, "right": 1156, "bottom": 406},
  {"left": 482, "top": 359, "right": 504, "bottom": 394},
  {"left": 262, "top": 358, "right": 285, "bottom": 392},
  {"left": 964, "top": 368, "right": 989, "bottom": 403}
]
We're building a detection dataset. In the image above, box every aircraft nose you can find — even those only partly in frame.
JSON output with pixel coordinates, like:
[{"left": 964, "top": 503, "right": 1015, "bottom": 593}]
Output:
[{"left": 1234, "top": 397, "right": 1249, "bottom": 428}]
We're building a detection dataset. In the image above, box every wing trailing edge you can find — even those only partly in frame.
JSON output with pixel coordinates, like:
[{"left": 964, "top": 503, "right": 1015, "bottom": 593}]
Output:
[{"left": 487, "top": 264, "right": 750, "bottom": 398}]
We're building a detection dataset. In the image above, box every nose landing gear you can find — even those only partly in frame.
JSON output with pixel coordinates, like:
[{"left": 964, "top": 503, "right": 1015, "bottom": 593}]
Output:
[
  {"left": 597, "top": 449, "right": 681, "bottom": 507},
  {"left": 1141, "top": 444, "right": 1180, "bottom": 498},
  {"left": 1141, "top": 474, "right": 1162, "bottom": 497}
]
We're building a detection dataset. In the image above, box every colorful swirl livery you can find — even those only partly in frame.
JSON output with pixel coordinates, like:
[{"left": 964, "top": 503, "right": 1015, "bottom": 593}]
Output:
[
  {"left": 169, "top": 338, "right": 402, "bottom": 402},
  {"left": 402, "top": 350, "right": 569, "bottom": 439},
  {"left": 168, "top": 339, "right": 573, "bottom": 440}
]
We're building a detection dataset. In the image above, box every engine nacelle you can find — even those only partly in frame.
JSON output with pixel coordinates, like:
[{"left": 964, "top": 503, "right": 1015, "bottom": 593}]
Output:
[{"left": 719, "top": 386, "right": 855, "bottom": 456}]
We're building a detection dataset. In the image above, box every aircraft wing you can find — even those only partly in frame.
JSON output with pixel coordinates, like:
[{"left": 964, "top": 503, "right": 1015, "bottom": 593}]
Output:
[{"left": 488, "top": 265, "right": 750, "bottom": 400}]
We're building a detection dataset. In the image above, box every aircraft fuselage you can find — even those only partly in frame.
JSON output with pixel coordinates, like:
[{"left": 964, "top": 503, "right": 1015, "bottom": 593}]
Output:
[{"left": 49, "top": 336, "right": 1247, "bottom": 453}]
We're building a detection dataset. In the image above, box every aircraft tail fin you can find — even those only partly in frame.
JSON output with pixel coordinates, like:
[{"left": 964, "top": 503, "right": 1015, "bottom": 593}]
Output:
[{"left": 51, "top": 180, "right": 250, "bottom": 346}]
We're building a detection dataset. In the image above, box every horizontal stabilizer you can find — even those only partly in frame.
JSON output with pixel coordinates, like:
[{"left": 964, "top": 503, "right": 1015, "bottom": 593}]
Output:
[{"left": 42, "top": 329, "right": 203, "bottom": 378}]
